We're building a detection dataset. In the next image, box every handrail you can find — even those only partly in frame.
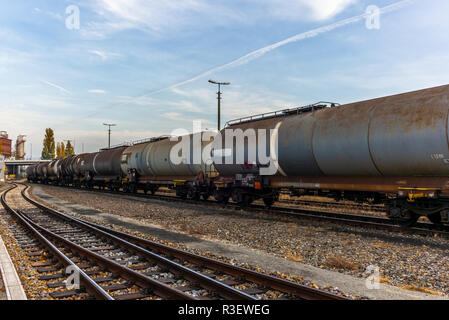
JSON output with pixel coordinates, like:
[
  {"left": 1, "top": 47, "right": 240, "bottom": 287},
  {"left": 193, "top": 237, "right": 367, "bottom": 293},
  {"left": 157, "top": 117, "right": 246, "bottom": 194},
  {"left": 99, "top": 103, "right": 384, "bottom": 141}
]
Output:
[{"left": 225, "top": 101, "right": 340, "bottom": 127}]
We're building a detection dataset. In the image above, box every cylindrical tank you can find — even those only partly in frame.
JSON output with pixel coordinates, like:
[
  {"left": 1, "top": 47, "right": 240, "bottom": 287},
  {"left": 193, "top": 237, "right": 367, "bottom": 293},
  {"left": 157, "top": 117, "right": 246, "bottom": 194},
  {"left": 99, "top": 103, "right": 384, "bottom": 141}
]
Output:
[
  {"left": 120, "top": 134, "right": 215, "bottom": 177},
  {"left": 214, "top": 84, "right": 449, "bottom": 177},
  {"left": 92, "top": 147, "right": 126, "bottom": 177},
  {"left": 71, "top": 154, "right": 92, "bottom": 177},
  {"left": 80, "top": 152, "right": 98, "bottom": 177},
  {"left": 60, "top": 156, "right": 75, "bottom": 177},
  {"left": 47, "top": 159, "right": 61, "bottom": 178},
  {"left": 57, "top": 158, "right": 64, "bottom": 177},
  {"left": 36, "top": 162, "right": 49, "bottom": 177},
  {"left": 68, "top": 156, "right": 78, "bottom": 176},
  {"left": 26, "top": 164, "right": 38, "bottom": 179},
  {"left": 212, "top": 117, "right": 278, "bottom": 177}
]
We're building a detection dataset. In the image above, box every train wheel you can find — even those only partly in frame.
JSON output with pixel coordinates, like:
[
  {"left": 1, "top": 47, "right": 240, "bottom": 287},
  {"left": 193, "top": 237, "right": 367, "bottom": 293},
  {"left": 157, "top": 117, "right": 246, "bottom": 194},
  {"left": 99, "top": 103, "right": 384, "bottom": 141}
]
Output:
[
  {"left": 215, "top": 192, "right": 224, "bottom": 202},
  {"left": 396, "top": 212, "right": 419, "bottom": 227},
  {"left": 236, "top": 194, "right": 252, "bottom": 207},
  {"left": 188, "top": 189, "right": 200, "bottom": 201},
  {"left": 263, "top": 197, "right": 275, "bottom": 207},
  {"left": 427, "top": 212, "right": 442, "bottom": 224},
  {"left": 202, "top": 193, "right": 210, "bottom": 201},
  {"left": 214, "top": 190, "right": 229, "bottom": 204}
]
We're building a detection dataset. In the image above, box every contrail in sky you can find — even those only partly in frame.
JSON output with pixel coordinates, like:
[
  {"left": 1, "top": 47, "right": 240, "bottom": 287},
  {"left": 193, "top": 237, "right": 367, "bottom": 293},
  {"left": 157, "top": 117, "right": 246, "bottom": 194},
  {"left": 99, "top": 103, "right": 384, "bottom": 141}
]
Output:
[
  {"left": 60, "top": 0, "right": 415, "bottom": 124},
  {"left": 40, "top": 79, "right": 71, "bottom": 94},
  {"left": 142, "top": 0, "right": 415, "bottom": 97}
]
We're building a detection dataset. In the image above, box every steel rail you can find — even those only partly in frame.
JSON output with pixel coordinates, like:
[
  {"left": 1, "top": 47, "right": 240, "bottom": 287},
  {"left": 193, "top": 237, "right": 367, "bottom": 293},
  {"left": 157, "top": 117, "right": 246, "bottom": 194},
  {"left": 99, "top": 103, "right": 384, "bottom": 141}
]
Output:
[
  {"left": 70, "top": 216, "right": 346, "bottom": 300},
  {"left": 16, "top": 209, "right": 194, "bottom": 300},
  {"left": 21, "top": 186, "right": 256, "bottom": 300},
  {"left": 4, "top": 184, "right": 194, "bottom": 300},
  {"left": 1, "top": 185, "right": 114, "bottom": 300},
  {"left": 22, "top": 184, "right": 346, "bottom": 300}
]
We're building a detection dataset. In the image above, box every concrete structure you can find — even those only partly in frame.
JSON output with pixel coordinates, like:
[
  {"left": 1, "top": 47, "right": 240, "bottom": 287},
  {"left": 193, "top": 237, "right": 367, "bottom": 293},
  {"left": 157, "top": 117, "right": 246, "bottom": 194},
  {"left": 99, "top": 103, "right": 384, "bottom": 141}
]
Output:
[
  {"left": 4, "top": 160, "right": 50, "bottom": 179},
  {"left": 0, "top": 235, "right": 27, "bottom": 300},
  {"left": 15, "top": 135, "right": 26, "bottom": 160}
]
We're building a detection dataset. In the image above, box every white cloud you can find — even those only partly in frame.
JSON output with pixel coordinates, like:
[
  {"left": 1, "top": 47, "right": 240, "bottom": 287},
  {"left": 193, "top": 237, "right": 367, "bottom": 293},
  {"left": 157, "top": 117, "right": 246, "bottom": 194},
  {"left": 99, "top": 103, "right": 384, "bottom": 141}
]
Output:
[
  {"left": 88, "top": 89, "right": 108, "bottom": 94},
  {"left": 259, "top": 0, "right": 357, "bottom": 21},
  {"left": 85, "top": 0, "right": 356, "bottom": 38},
  {"left": 128, "top": 0, "right": 413, "bottom": 101},
  {"left": 34, "top": 7, "right": 64, "bottom": 21},
  {"left": 89, "top": 50, "right": 121, "bottom": 61},
  {"left": 162, "top": 112, "right": 182, "bottom": 121},
  {"left": 169, "top": 86, "right": 299, "bottom": 120},
  {"left": 84, "top": 0, "right": 239, "bottom": 38}
]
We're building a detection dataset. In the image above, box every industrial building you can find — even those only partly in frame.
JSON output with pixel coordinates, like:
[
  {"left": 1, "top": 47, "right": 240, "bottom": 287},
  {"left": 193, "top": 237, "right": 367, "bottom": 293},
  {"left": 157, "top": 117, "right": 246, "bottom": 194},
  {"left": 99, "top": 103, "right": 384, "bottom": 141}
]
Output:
[{"left": 0, "top": 131, "right": 12, "bottom": 158}]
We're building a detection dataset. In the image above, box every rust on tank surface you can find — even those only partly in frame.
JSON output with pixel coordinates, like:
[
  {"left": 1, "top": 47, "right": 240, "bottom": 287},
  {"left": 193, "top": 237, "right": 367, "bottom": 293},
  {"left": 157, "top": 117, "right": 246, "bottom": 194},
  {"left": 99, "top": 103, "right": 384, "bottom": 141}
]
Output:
[
  {"left": 269, "top": 175, "right": 449, "bottom": 193},
  {"left": 224, "top": 85, "right": 449, "bottom": 137},
  {"left": 369, "top": 85, "right": 449, "bottom": 134},
  {"left": 94, "top": 146, "right": 127, "bottom": 176},
  {"left": 218, "top": 84, "right": 449, "bottom": 177}
]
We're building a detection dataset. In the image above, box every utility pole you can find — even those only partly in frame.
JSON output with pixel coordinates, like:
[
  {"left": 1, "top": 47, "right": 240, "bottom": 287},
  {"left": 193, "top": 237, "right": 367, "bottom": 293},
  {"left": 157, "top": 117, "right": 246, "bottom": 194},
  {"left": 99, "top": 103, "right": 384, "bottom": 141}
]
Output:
[
  {"left": 208, "top": 80, "right": 230, "bottom": 131},
  {"left": 103, "top": 123, "right": 117, "bottom": 149}
]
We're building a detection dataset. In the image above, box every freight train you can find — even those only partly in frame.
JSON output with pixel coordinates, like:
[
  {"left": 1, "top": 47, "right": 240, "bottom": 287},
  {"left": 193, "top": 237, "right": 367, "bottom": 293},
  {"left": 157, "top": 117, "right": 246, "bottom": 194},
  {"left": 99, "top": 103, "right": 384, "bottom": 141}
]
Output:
[{"left": 27, "top": 85, "right": 449, "bottom": 226}]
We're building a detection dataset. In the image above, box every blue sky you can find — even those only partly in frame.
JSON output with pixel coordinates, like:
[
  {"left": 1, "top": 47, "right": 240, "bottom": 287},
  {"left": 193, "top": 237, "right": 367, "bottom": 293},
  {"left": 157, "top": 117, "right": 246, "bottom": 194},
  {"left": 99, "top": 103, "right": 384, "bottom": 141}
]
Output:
[{"left": 1, "top": 0, "right": 448, "bottom": 159}]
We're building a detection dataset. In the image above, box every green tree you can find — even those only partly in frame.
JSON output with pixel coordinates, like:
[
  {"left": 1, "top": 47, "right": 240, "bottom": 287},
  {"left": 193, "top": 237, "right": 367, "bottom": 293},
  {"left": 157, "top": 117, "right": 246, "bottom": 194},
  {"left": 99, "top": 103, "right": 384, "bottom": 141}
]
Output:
[
  {"left": 65, "top": 140, "right": 75, "bottom": 157},
  {"left": 56, "top": 142, "right": 66, "bottom": 159},
  {"left": 41, "top": 128, "right": 56, "bottom": 160}
]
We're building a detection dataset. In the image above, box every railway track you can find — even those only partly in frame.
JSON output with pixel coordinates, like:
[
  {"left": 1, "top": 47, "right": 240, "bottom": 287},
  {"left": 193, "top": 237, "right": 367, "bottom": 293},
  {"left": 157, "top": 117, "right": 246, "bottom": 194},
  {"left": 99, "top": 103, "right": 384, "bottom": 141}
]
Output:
[
  {"left": 251, "top": 202, "right": 449, "bottom": 237},
  {"left": 152, "top": 188, "right": 386, "bottom": 213},
  {"left": 278, "top": 197, "right": 386, "bottom": 213},
  {"left": 35, "top": 182, "right": 449, "bottom": 238},
  {"left": 0, "top": 184, "right": 344, "bottom": 300}
]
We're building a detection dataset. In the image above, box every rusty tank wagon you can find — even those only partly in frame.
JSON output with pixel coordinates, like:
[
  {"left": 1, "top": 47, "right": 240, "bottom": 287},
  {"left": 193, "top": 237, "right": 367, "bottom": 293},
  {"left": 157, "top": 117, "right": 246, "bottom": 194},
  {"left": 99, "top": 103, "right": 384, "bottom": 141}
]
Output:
[{"left": 213, "top": 84, "right": 449, "bottom": 224}]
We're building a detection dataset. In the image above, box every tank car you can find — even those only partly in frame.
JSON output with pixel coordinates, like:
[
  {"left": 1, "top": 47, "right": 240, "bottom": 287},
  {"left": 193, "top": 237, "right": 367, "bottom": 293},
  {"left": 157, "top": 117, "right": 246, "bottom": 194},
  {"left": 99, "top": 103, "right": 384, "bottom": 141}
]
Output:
[
  {"left": 212, "top": 84, "right": 449, "bottom": 225},
  {"left": 59, "top": 155, "right": 75, "bottom": 185},
  {"left": 26, "top": 164, "right": 38, "bottom": 182},
  {"left": 86, "top": 146, "right": 127, "bottom": 189},
  {"left": 46, "top": 159, "right": 61, "bottom": 183},
  {"left": 69, "top": 154, "right": 92, "bottom": 187},
  {"left": 79, "top": 152, "right": 98, "bottom": 187},
  {"left": 120, "top": 134, "right": 216, "bottom": 198},
  {"left": 36, "top": 162, "right": 49, "bottom": 182}
]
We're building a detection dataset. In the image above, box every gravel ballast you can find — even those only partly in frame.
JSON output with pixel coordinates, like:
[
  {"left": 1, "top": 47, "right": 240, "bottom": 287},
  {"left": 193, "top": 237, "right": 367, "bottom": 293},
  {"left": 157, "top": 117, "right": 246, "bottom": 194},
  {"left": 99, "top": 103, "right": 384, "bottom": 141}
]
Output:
[{"left": 31, "top": 184, "right": 449, "bottom": 298}]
